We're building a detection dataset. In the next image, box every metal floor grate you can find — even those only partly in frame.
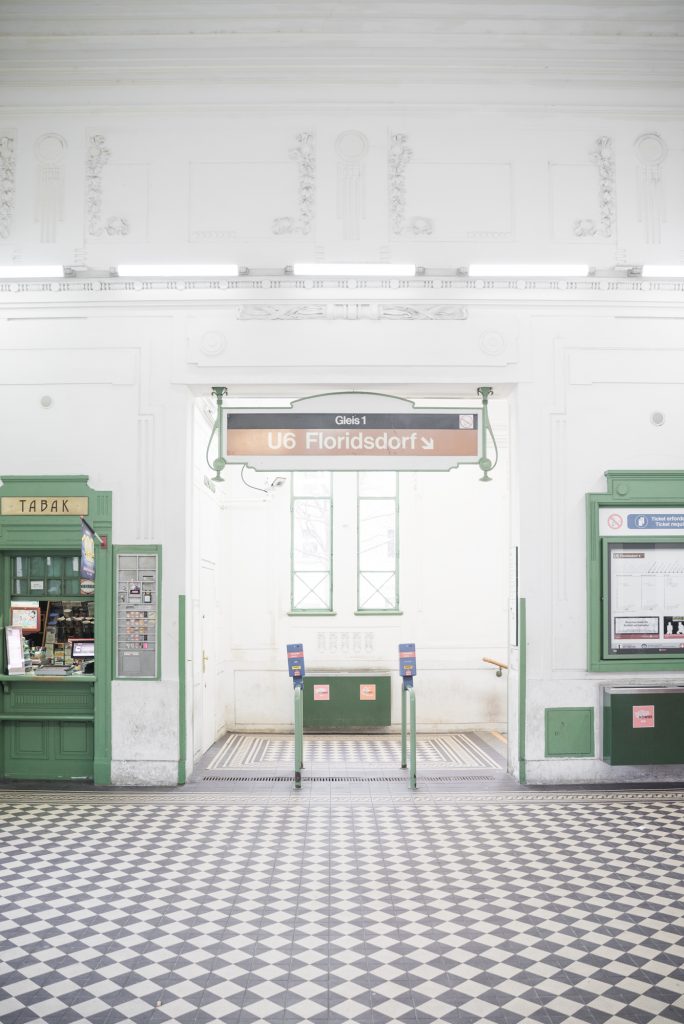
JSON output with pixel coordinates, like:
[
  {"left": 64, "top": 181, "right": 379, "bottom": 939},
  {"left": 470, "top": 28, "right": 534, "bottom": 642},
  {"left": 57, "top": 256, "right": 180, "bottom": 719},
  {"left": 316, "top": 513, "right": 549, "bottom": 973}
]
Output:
[{"left": 202, "top": 774, "right": 498, "bottom": 783}]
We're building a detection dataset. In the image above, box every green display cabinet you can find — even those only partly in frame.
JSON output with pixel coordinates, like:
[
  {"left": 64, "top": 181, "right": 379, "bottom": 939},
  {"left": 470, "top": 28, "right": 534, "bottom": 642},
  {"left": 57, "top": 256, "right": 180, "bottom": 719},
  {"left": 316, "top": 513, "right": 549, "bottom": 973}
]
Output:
[
  {"left": 303, "top": 675, "right": 391, "bottom": 731},
  {"left": 602, "top": 685, "right": 684, "bottom": 765}
]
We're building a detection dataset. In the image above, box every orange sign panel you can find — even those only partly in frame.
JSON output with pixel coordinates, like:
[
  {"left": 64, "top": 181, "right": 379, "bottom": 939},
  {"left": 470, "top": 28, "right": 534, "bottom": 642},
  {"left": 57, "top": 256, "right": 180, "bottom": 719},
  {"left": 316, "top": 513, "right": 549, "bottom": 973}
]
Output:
[{"left": 359, "top": 684, "right": 376, "bottom": 701}]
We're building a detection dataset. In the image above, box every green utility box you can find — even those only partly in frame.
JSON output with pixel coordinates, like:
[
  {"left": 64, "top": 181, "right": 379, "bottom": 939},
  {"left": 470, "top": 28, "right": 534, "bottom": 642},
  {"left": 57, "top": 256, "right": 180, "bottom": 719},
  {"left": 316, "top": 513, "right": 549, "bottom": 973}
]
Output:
[
  {"left": 602, "top": 686, "right": 684, "bottom": 765},
  {"left": 303, "top": 675, "right": 391, "bottom": 731}
]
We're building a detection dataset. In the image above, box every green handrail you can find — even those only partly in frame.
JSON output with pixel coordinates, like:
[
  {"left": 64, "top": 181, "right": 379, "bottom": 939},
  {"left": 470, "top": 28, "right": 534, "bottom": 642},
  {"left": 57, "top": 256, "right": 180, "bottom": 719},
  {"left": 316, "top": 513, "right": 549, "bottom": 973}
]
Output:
[{"left": 294, "top": 685, "right": 303, "bottom": 789}]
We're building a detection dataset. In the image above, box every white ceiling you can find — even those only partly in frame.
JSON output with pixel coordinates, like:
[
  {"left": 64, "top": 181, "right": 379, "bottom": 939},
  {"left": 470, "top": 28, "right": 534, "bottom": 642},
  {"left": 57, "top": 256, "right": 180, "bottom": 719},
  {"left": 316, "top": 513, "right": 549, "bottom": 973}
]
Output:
[{"left": 1, "top": 0, "right": 683, "bottom": 91}]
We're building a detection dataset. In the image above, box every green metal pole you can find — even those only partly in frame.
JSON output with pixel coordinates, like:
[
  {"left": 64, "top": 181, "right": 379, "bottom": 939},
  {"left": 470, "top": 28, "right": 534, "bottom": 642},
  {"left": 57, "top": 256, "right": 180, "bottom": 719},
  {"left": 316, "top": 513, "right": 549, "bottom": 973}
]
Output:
[
  {"left": 409, "top": 688, "right": 417, "bottom": 790},
  {"left": 294, "top": 687, "right": 303, "bottom": 788},
  {"left": 401, "top": 683, "right": 407, "bottom": 768},
  {"left": 178, "top": 595, "right": 187, "bottom": 785},
  {"left": 518, "top": 597, "right": 527, "bottom": 785}
]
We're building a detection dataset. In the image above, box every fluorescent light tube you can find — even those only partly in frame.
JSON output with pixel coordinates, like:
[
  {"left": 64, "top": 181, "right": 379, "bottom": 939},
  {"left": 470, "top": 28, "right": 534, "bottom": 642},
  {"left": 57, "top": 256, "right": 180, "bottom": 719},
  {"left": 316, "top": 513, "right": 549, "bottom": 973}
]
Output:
[
  {"left": 0, "top": 265, "right": 64, "bottom": 278},
  {"left": 117, "top": 264, "right": 239, "bottom": 277},
  {"left": 468, "top": 264, "right": 590, "bottom": 277},
  {"left": 292, "top": 263, "right": 416, "bottom": 276},
  {"left": 641, "top": 265, "right": 684, "bottom": 278}
]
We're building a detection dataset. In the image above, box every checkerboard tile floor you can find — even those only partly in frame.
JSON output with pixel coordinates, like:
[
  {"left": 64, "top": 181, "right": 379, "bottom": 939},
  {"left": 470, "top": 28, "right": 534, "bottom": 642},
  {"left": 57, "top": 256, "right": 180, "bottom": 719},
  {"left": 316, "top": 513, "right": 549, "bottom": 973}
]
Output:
[{"left": 0, "top": 792, "right": 683, "bottom": 1024}]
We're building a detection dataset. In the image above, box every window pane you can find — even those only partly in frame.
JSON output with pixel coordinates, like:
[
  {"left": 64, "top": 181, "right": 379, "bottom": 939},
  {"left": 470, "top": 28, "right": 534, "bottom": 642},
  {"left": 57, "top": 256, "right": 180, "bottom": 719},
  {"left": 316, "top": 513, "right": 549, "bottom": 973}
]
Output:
[
  {"left": 359, "top": 571, "right": 396, "bottom": 610},
  {"left": 292, "top": 471, "right": 331, "bottom": 497},
  {"left": 359, "top": 500, "right": 396, "bottom": 571},
  {"left": 358, "top": 472, "right": 397, "bottom": 497},
  {"left": 293, "top": 572, "right": 331, "bottom": 611},
  {"left": 293, "top": 499, "right": 331, "bottom": 570}
]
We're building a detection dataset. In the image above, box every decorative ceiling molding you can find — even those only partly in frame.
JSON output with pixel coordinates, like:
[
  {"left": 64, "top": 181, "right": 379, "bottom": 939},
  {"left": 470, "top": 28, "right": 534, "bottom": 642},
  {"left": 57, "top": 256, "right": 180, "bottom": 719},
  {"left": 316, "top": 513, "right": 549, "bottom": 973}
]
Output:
[
  {"left": 236, "top": 304, "right": 469, "bottom": 321},
  {"left": 0, "top": 135, "right": 16, "bottom": 239},
  {"left": 1, "top": 3, "right": 682, "bottom": 88},
  {"left": 1, "top": 277, "right": 683, "bottom": 302},
  {"left": 272, "top": 131, "right": 315, "bottom": 236}
]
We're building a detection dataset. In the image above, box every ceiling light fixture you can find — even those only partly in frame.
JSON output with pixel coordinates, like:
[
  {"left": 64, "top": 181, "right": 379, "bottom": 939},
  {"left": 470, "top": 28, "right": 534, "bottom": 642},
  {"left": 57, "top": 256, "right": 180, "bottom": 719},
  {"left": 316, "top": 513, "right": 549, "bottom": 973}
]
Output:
[
  {"left": 116, "top": 264, "right": 240, "bottom": 277},
  {"left": 468, "top": 264, "right": 590, "bottom": 277},
  {"left": 292, "top": 263, "right": 416, "bottom": 276},
  {"left": 0, "top": 265, "right": 64, "bottom": 278},
  {"left": 641, "top": 265, "right": 684, "bottom": 278}
]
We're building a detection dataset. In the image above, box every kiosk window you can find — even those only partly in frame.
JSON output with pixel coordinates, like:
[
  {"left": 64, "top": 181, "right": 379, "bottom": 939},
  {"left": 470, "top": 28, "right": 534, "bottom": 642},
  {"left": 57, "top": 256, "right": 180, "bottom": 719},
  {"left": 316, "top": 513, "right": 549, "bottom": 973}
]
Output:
[{"left": 6, "top": 550, "right": 95, "bottom": 676}]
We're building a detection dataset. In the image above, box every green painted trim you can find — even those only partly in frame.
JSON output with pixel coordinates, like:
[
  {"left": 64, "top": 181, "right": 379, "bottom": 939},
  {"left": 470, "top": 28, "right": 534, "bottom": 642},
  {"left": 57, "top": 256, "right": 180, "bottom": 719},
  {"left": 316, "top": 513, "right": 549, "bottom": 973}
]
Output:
[
  {"left": 518, "top": 597, "right": 527, "bottom": 785},
  {"left": 287, "top": 611, "right": 337, "bottom": 617},
  {"left": 178, "top": 594, "right": 186, "bottom": 785},
  {"left": 354, "top": 610, "right": 403, "bottom": 616},
  {"left": 112, "top": 545, "right": 162, "bottom": 681},
  {"left": 0, "top": 474, "right": 113, "bottom": 785},
  {"left": 587, "top": 472, "right": 684, "bottom": 673}
]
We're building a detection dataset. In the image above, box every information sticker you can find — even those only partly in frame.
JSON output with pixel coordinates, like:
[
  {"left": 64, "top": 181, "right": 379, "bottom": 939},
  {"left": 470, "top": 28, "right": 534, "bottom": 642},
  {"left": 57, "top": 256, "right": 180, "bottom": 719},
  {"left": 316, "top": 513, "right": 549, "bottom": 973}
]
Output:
[
  {"left": 313, "top": 684, "right": 330, "bottom": 701},
  {"left": 360, "top": 684, "right": 376, "bottom": 701},
  {"left": 632, "top": 705, "right": 655, "bottom": 729}
]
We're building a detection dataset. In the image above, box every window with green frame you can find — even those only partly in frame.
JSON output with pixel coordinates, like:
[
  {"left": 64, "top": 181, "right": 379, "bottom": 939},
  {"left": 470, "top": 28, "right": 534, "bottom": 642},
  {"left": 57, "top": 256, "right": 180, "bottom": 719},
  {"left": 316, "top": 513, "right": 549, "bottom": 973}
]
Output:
[
  {"left": 291, "top": 472, "right": 333, "bottom": 611},
  {"left": 11, "top": 553, "right": 82, "bottom": 598},
  {"left": 357, "top": 472, "right": 399, "bottom": 611}
]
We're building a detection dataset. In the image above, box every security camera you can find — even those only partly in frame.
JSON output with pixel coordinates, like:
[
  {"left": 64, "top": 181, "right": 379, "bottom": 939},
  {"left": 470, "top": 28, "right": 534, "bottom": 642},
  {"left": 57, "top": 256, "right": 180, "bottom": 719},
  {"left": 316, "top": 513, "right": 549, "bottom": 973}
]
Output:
[{"left": 270, "top": 476, "right": 287, "bottom": 489}]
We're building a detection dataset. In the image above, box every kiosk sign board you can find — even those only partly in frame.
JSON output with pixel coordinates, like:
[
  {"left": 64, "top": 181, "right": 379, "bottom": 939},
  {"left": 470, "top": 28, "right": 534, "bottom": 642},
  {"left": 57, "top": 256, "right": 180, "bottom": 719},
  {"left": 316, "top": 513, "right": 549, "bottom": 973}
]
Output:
[{"left": 224, "top": 394, "right": 481, "bottom": 472}]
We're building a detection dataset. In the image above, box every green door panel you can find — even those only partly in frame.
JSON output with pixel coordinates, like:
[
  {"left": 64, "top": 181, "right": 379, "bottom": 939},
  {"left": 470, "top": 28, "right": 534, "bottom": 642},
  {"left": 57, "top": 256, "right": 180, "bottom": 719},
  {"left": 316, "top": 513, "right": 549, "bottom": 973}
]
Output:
[{"left": 303, "top": 675, "right": 391, "bottom": 730}]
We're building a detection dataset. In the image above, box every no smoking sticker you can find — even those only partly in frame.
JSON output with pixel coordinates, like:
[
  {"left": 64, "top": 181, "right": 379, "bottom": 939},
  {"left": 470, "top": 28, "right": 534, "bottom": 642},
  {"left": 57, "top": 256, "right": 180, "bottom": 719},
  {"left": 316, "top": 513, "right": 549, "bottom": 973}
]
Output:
[{"left": 607, "top": 513, "right": 623, "bottom": 530}]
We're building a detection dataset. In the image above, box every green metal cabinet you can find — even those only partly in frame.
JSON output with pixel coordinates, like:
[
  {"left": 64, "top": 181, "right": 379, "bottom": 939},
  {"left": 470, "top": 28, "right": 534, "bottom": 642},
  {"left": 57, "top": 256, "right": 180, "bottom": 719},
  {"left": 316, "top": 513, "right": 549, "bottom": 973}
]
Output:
[
  {"left": 303, "top": 675, "right": 391, "bottom": 730},
  {"left": 602, "top": 686, "right": 684, "bottom": 765}
]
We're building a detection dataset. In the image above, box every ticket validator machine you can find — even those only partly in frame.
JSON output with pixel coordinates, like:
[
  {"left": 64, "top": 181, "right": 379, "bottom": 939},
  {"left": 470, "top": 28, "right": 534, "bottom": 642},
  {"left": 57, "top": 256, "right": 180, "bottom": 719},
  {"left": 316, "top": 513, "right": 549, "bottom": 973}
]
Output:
[
  {"left": 399, "top": 643, "right": 417, "bottom": 789},
  {"left": 287, "top": 644, "right": 305, "bottom": 788}
]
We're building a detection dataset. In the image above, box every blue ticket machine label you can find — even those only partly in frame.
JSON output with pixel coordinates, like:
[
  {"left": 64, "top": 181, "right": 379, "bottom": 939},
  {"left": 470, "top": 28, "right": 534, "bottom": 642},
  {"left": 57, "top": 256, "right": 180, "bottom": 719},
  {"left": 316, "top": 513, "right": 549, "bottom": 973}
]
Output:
[
  {"left": 399, "top": 643, "right": 417, "bottom": 678},
  {"left": 287, "top": 643, "right": 305, "bottom": 680}
]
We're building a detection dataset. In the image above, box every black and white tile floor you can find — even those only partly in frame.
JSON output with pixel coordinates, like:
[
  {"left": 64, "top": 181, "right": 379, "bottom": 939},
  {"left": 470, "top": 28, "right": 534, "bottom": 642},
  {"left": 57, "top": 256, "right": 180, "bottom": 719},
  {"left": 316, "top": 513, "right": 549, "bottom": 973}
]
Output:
[{"left": 0, "top": 787, "right": 683, "bottom": 1024}]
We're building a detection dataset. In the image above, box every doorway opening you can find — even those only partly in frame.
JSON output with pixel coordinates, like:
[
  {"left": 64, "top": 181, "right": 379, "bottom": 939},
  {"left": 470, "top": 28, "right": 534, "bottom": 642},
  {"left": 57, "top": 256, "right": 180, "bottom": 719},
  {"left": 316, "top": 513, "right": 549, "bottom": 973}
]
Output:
[{"left": 188, "top": 393, "right": 512, "bottom": 778}]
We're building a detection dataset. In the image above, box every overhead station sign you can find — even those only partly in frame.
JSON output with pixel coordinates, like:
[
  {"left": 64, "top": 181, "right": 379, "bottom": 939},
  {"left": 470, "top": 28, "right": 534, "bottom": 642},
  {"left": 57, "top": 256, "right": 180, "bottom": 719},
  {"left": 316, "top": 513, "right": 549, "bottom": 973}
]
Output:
[{"left": 224, "top": 403, "right": 481, "bottom": 471}]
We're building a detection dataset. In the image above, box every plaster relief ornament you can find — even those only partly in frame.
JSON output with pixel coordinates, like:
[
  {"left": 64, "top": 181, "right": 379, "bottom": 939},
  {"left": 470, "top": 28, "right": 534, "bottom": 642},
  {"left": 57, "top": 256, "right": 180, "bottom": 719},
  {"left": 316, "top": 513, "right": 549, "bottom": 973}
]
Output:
[
  {"left": 272, "top": 131, "right": 315, "bottom": 235},
  {"left": 573, "top": 137, "right": 615, "bottom": 239},
  {"left": 34, "top": 134, "right": 66, "bottom": 243},
  {"left": 236, "top": 304, "right": 467, "bottom": 321},
  {"left": 0, "top": 135, "right": 16, "bottom": 239},
  {"left": 86, "top": 134, "right": 130, "bottom": 238},
  {"left": 388, "top": 133, "right": 433, "bottom": 236},
  {"left": 335, "top": 131, "right": 368, "bottom": 240},
  {"left": 635, "top": 133, "right": 668, "bottom": 245}
]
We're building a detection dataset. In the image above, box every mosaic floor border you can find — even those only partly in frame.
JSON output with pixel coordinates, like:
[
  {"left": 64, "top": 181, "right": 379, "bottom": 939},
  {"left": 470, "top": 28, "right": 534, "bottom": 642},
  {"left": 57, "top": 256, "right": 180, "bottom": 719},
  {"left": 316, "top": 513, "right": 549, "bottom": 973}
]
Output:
[{"left": 0, "top": 787, "right": 683, "bottom": 807}]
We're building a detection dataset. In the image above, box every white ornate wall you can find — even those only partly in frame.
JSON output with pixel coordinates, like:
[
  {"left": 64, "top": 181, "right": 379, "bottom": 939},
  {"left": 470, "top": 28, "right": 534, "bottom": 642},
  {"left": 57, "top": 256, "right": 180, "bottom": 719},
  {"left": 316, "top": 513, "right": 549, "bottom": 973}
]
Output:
[{"left": 2, "top": 1, "right": 684, "bottom": 784}]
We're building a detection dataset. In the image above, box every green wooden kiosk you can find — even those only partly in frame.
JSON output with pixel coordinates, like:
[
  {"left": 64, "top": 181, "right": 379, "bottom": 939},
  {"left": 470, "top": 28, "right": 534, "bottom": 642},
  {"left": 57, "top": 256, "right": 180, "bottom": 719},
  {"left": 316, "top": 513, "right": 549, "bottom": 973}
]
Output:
[{"left": 0, "top": 476, "right": 112, "bottom": 783}]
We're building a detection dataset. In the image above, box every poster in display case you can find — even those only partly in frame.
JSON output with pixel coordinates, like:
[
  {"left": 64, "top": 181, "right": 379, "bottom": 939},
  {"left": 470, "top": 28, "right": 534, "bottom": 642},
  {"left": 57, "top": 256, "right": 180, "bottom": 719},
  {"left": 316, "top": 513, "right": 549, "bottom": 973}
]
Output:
[{"left": 608, "top": 541, "right": 684, "bottom": 656}]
